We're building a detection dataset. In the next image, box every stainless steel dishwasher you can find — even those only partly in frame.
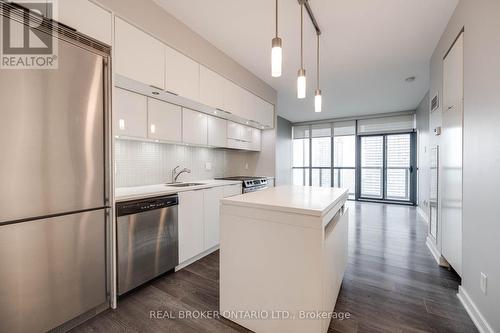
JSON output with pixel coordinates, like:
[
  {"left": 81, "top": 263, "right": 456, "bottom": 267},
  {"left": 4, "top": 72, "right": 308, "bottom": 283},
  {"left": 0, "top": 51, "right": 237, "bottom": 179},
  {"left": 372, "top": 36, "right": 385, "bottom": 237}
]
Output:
[{"left": 116, "top": 195, "right": 179, "bottom": 295}]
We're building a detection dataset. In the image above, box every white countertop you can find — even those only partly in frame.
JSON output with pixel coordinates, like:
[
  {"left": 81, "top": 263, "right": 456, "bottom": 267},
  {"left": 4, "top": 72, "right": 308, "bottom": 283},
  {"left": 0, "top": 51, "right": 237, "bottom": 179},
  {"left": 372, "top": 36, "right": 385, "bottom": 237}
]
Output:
[
  {"left": 221, "top": 185, "right": 348, "bottom": 217},
  {"left": 115, "top": 179, "right": 242, "bottom": 202}
]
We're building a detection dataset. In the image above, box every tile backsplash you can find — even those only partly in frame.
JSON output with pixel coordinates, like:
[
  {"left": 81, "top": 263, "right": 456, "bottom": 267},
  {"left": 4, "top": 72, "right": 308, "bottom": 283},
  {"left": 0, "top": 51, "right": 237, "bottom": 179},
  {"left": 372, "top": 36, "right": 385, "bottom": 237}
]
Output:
[{"left": 115, "top": 139, "right": 225, "bottom": 187}]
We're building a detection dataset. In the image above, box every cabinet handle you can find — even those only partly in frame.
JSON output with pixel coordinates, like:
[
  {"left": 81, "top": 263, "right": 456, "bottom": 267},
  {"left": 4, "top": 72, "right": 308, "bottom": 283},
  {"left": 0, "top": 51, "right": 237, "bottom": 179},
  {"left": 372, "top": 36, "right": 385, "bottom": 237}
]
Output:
[
  {"left": 149, "top": 85, "right": 163, "bottom": 91},
  {"left": 216, "top": 108, "right": 231, "bottom": 115}
]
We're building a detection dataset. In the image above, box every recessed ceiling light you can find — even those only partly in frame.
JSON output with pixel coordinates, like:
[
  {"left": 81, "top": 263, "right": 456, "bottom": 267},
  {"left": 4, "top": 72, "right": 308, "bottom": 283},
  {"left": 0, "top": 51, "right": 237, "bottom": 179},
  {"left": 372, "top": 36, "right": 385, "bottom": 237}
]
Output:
[{"left": 405, "top": 76, "right": 416, "bottom": 82}]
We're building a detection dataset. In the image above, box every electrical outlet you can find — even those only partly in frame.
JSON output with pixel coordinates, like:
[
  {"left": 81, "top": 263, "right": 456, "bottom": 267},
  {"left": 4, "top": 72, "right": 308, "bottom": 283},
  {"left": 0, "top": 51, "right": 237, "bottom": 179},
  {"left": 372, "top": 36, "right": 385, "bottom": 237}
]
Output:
[
  {"left": 480, "top": 272, "right": 487, "bottom": 294},
  {"left": 205, "top": 162, "right": 212, "bottom": 171}
]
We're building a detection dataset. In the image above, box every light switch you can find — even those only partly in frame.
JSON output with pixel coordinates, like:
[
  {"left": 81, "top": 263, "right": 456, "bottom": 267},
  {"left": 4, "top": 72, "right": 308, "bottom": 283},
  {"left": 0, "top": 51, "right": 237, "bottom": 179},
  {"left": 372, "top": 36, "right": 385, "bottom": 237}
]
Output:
[{"left": 205, "top": 162, "right": 212, "bottom": 171}]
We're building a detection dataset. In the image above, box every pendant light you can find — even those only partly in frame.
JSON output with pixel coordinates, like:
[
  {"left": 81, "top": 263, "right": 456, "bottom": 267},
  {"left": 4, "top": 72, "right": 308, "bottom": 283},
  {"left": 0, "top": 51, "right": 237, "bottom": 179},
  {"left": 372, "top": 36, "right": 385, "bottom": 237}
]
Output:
[
  {"left": 271, "top": 0, "right": 282, "bottom": 77},
  {"left": 297, "top": 2, "right": 306, "bottom": 99},
  {"left": 314, "top": 34, "right": 322, "bottom": 112}
]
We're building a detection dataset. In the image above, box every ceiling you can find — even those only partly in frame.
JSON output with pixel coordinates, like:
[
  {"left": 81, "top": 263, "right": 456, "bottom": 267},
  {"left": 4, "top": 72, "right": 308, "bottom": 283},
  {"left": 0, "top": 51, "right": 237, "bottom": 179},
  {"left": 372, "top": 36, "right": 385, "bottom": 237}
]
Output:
[{"left": 153, "top": 0, "right": 458, "bottom": 123}]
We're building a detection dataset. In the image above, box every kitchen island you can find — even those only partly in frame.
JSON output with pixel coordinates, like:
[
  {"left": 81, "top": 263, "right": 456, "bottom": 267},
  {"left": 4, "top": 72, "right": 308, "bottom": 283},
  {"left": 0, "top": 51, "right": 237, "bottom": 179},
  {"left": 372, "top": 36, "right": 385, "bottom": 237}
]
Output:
[{"left": 219, "top": 186, "right": 349, "bottom": 333}]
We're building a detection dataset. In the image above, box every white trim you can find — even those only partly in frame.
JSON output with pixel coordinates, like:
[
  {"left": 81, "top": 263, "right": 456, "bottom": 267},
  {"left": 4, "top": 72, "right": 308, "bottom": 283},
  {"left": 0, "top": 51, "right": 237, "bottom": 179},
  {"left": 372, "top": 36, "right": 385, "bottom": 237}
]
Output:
[
  {"left": 426, "top": 235, "right": 448, "bottom": 267},
  {"left": 458, "top": 286, "right": 494, "bottom": 333},
  {"left": 175, "top": 245, "right": 219, "bottom": 271},
  {"left": 417, "top": 206, "right": 429, "bottom": 224}
]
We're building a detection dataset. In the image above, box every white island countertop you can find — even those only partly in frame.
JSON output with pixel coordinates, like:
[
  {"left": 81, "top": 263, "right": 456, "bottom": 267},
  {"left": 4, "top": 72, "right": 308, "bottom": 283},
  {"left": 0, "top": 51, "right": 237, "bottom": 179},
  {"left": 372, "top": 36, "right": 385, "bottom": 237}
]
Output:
[
  {"left": 115, "top": 179, "right": 242, "bottom": 202},
  {"left": 222, "top": 185, "right": 348, "bottom": 217}
]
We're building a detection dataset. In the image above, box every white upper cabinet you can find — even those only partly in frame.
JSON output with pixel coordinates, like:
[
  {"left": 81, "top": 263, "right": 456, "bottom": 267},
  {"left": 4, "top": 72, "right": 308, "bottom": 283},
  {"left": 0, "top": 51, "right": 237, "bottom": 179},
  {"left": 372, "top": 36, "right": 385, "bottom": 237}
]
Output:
[
  {"left": 223, "top": 80, "right": 244, "bottom": 118},
  {"left": 250, "top": 128, "right": 262, "bottom": 152},
  {"left": 242, "top": 90, "right": 257, "bottom": 122},
  {"left": 254, "top": 96, "right": 275, "bottom": 128},
  {"left": 147, "top": 98, "right": 182, "bottom": 142},
  {"left": 182, "top": 108, "right": 208, "bottom": 145},
  {"left": 165, "top": 47, "right": 200, "bottom": 101},
  {"left": 58, "top": 0, "right": 112, "bottom": 45},
  {"left": 227, "top": 121, "right": 252, "bottom": 142},
  {"left": 114, "top": 88, "right": 148, "bottom": 138},
  {"left": 114, "top": 17, "right": 165, "bottom": 89},
  {"left": 199, "top": 66, "right": 225, "bottom": 110},
  {"left": 208, "top": 116, "right": 227, "bottom": 147}
]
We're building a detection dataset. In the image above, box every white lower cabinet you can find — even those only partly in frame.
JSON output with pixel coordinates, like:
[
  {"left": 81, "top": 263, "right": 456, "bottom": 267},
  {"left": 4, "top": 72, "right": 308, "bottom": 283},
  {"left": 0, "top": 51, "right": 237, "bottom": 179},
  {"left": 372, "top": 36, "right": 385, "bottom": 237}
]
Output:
[
  {"left": 114, "top": 88, "right": 147, "bottom": 138},
  {"left": 203, "top": 187, "right": 224, "bottom": 250},
  {"left": 178, "top": 185, "right": 241, "bottom": 265},
  {"left": 178, "top": 190, "right": 205, "bottom": 263},
  {"left": 147, "top": 98, "right": 182, "bottom": 142}
]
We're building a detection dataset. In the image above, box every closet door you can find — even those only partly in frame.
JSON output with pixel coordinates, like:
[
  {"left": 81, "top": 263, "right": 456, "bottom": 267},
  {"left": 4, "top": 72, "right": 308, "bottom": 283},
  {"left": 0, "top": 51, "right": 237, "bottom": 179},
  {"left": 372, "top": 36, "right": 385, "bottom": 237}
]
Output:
[{"left": 441, "top": 33, "right": 463, "bottom": 277}]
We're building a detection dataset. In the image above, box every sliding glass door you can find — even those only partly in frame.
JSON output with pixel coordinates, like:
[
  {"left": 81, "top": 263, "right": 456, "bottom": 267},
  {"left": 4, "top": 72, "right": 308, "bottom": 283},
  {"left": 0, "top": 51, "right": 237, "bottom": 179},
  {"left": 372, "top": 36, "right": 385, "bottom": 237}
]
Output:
[{"left": 358, "top": 133, "right": 416, "bottom": 203}]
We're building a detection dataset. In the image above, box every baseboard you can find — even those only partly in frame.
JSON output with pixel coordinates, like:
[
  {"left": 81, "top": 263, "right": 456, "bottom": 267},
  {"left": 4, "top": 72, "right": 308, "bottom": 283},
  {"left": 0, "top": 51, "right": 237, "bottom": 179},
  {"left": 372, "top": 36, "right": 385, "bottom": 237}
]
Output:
[
  {"left": 457, "top": 286, "right": 494, "bottom": 333},
  {"left": 417, "top": 206, "right": 429, "bottom": 224},
  {"left": 425, "top": 235, "right": 448, "bottom": 267},
  {"left": 175, "top": 245, "right": 219, "bottom": 271}
]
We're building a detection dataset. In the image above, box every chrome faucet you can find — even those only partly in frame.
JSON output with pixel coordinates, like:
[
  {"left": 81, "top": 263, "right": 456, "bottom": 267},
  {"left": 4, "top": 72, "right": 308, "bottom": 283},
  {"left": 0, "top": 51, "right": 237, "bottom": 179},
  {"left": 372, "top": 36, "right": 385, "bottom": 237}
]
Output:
[{"left": 172, "top": 165, "right": 191, "bottom": 183}]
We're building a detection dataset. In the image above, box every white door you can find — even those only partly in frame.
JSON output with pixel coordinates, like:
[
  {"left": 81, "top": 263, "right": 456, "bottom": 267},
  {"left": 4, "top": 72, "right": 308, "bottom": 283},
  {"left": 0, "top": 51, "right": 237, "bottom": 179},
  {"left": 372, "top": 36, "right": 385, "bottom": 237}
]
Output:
[
  {"left": 114, "top": 17, "right": 165, "bottom": 89},
  {"left": 204, "top": 187, "right": 224, "bottom": 250},
  {"left": 147, "top": 98, "right": 182, "bottom": 142},
  {"left": 182, "top": 109, "right": 208, "bottom": 145},
  {"left": 178, "top": 190, "right": 205, "bottom": 263},
  {"left": 200, "top": 66, "right": 225, "bottom": 110},
  {"left": 208, "top": 116, "right": 227, "bottom": 147},
  {"left": 165, "top": 47, "right": 200, "bottom": 101},
  {"left": 114, "top": 88, "right": 147, "bottom": 138},
  {"left": 441, "top": 33, "right": 463, "bottom": 276}
]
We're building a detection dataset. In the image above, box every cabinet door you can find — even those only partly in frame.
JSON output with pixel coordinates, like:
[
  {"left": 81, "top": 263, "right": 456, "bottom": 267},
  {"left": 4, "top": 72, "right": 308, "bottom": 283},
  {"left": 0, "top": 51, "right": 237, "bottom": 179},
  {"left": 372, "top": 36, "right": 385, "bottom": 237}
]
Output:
[
  {"left": 200, "top": 66, "right": 225, "bottom": 110},
  {"left": 114, "top": 17, "right": 165, "bottom": 89},
  {"left": 114, "top": 88, "right": 147, "bottom": 138},
  {"left": 208, "top": 116, "right": 227, "bottom": 147},
  {"left": 223, "top": 184, "right": 242, "bottom": 197},
  {"left": 223, "top": 80, "right": 244, "bottom": 117},
  {"left": 255, "top": 97, "right": 275, "bottom": 128},
  {"left": 204, "top": 187, "right": 224, "bottom": 250},
  {"left": 147, "top": 98, "right": 181, "bottom": 142},
  {"left": 182, "top": 108, "right": 208, "bottom": 145},
  {"left": 58, "top": 0, "right": 112, "bottom": 45},
  {"left": 165, "top": 47, "right": 200, "bottom": 101},
  {"left": 227, "top": 121, "right": 241, "bottom": 140},
  {"left": 178, "top": 190, "right": 205, "bottom": 263},
  {"left": 242, "top": 90, "right": 257, "bottom": 122},
  {"left": 241, "top": 125, "right": 253, "bottom": 142},
  {"left": 250, "top": 128, "right": 262, "bottom": 151}
]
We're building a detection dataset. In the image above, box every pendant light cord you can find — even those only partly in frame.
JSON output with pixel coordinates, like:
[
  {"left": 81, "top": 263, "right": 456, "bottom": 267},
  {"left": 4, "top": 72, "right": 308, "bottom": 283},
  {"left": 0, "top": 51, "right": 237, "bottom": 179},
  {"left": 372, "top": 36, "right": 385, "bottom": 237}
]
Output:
[
  {"left": 275, "top": 0, "right": 278, "bottom": 38},
  {"left": 316, "top": 34, "right": 320, "bottom": 88},
  {"left": 300, "top": 2, "right": 304, "bottom": 69}
]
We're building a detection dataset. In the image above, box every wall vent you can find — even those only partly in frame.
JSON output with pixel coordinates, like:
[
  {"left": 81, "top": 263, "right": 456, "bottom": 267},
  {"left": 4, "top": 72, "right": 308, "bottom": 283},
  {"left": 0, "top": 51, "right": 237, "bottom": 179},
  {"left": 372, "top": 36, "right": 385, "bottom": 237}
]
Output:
[{"left": 431, "top": 92, "right": 439, "bottom": 112}]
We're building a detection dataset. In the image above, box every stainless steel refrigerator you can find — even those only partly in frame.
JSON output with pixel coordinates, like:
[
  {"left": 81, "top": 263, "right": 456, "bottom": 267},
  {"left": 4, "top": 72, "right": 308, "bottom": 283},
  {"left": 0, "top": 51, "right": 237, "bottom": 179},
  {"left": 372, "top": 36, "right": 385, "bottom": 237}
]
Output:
[{"left": 0, "top": 4, "right": 112, "bottom": 332}]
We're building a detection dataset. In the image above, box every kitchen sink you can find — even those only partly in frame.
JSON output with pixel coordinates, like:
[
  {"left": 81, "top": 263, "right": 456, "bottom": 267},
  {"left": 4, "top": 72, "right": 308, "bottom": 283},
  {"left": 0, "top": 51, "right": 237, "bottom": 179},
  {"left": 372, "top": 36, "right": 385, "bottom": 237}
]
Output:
[{"left": 165, "top": 183, "right": 205, "bottom": 187}]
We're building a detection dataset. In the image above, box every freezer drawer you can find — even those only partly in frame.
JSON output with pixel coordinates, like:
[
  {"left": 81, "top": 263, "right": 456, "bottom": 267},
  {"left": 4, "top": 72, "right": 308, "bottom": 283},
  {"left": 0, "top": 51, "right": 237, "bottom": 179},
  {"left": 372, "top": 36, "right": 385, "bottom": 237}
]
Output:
[
  {"left": 0, "top": 35, "right": 106, "bottom": 224},
  {"left": 117, "top": 202, "right": 178, "bottom": 295},
  {"left": 0, "top": 210, "right": 107, "bottom": 333}
]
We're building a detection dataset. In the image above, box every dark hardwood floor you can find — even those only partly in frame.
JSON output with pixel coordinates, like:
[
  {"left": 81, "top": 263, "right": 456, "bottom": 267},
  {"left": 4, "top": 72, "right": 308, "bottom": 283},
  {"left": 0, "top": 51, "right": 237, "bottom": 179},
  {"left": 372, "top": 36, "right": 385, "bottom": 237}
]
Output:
[{"left": 72, "top": 202, "right": 476, "bottom": 333}]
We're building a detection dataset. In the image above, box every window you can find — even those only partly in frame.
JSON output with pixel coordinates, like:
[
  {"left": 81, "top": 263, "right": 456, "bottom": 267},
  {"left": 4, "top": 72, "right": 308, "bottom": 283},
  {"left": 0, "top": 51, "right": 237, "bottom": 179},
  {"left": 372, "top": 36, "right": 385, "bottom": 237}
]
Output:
[{"left": 292, "top": 122, "right": 357, "bottom": 198}]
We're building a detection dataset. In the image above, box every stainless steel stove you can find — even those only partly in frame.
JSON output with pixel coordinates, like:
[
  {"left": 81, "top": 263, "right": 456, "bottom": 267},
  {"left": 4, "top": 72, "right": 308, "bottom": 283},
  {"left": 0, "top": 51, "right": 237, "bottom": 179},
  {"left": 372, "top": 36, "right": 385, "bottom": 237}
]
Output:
[{"left": 216, "top": 176, "right": 269, "bottom": 193}]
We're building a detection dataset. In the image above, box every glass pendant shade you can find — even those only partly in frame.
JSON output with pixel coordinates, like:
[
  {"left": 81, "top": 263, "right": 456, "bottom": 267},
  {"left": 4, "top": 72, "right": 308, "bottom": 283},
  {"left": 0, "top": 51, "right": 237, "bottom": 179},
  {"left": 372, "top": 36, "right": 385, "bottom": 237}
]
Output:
[
  {"left": 297, "top": 68, "right": 306, "bottom": 99},
  {"left": 271, "top": 37, "right": 282, "bottom": 77}
]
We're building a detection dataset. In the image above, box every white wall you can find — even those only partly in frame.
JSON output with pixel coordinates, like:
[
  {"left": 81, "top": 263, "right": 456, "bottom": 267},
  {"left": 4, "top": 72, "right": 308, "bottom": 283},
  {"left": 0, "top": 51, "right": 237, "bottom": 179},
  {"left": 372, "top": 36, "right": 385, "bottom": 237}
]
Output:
[
  {"left": 275, "top": 116, "right": 292, "bottom": 185},
  {"left": 416, "top": 93, "right": 430, "bottom": 220},
  {"left": 429, "top": 0, "right": 500, "bottom": 330},
  {"left": 115, "top": 140, "right": 225, "bottom": 187}
]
